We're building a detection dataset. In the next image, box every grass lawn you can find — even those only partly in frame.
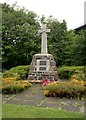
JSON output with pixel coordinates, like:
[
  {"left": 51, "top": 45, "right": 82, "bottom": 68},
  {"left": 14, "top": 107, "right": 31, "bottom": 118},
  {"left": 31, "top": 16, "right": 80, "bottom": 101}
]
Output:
[{"left": 2, "top": 103, "right": 85, "bottom": 119}]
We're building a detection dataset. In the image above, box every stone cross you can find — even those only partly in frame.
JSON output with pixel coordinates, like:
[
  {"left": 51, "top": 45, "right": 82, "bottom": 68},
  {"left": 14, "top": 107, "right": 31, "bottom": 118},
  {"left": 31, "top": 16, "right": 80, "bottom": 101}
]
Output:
[{"left": 39, "top": 24, "right": 50, "bottom": 54}]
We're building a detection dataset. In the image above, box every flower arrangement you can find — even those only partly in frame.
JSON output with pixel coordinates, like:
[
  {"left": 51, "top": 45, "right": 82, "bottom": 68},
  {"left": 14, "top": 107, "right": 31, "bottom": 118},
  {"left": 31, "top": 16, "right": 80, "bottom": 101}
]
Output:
[{"left": 41, "top": 79, "right": 55, "bottom": 86}]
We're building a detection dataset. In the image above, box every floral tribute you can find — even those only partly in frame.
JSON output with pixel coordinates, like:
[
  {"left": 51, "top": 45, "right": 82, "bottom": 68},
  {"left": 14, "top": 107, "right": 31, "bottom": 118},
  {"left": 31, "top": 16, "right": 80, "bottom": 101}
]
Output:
[{"left": 41, "top": 79, "right": 55, "bottom": 86}]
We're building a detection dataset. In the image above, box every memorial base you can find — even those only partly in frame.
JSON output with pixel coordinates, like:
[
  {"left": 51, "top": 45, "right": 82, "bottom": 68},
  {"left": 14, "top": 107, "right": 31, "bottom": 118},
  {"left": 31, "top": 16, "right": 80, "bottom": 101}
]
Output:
[{"left": 27, "top": 54, "right": 58, "bottom": 80}]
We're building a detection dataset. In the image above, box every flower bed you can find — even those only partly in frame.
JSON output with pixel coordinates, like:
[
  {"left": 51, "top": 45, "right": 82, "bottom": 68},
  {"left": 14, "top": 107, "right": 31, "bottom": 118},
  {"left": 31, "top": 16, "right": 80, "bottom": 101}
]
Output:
[
  {"left": 44, "top": 80, "right": 86, "bottom": 99},
  {"left": 2, "top": 77, "right": 32, "bottom": 94}
]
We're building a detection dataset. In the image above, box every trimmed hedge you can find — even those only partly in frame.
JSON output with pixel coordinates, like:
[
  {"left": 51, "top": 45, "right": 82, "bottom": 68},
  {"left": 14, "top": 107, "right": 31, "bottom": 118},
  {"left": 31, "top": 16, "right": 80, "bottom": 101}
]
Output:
[
  {"left": 3, "top": 65, "right": 30, "bottom": 80},
  {"left": 58, "top": 66, "right": 85, "bottom": 80}
]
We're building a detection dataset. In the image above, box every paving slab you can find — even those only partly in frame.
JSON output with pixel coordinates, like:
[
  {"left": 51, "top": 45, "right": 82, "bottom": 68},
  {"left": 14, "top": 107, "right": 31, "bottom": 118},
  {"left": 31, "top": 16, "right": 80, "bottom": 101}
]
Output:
[
  {"left": 61, "top": 104, "right": 80, "bottom": 112},
  {"left": 44, "top": 97, "right": 59, "bottom": 102},
  {"left": 6, "top": 99, "right": 39, "bottom": 106},
  {"left": 41, "top": 102, "right": 58, "bottom": 109}
]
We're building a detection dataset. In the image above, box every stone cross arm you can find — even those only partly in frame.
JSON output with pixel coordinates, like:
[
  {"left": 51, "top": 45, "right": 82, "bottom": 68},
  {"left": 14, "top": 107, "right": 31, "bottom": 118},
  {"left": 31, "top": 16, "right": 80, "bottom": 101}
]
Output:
[{"left": 38, "top": 24, "right": 50, "bottom": 33}]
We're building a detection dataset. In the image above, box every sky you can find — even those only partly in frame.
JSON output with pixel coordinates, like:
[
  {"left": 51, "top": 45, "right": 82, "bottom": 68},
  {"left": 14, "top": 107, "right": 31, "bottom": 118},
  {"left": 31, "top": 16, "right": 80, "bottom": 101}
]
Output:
[{"left": 0, "top": 0, "right": 85, "bottom": 30}]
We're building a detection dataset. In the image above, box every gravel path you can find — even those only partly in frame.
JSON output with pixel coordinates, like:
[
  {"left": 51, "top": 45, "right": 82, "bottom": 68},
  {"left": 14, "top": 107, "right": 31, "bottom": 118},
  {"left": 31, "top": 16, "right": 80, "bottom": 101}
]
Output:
[{"left": 2, "top": 84, "right": 85, "bottom": 114}]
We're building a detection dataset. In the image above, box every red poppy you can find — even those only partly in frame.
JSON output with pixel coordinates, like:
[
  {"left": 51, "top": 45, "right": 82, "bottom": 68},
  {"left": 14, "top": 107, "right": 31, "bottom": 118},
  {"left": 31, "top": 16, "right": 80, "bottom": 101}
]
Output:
[{"left": 41, "top": 79, "right": 55, "bottom": 86}]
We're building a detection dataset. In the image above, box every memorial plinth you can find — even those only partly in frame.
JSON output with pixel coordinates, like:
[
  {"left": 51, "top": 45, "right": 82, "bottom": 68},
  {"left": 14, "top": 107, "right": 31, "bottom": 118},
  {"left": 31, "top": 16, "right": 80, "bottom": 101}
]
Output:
[{"left": 28, "top": 24, "right": 57, "bottom": 80}]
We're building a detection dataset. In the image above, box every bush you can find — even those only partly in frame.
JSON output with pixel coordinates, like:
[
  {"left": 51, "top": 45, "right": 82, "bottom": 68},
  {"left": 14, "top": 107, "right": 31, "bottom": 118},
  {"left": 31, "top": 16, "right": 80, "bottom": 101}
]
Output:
[
  {"left": 58, "top": 66, "right": 85, "bottom": 80},
  {"left": 71, "top": 73, "right": 85, "bottom": 81},
  {"left": 2, "top": 85, "right": 24, "bottom": 94},
  {"left": 3, "top": 65, "right": 30, "bottom": 80},
  {"left": 2, "top": 78, "right": 32, "bottom": 94},
  {"left": 44, "top": 81, "right": 86, "bottom": 99}
]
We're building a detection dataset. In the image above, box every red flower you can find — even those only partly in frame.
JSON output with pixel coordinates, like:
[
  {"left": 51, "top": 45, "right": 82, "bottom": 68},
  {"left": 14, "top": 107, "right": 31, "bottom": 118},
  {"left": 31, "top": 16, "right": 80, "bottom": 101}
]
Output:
[{"left": 41, "top": 79, "right": 55, "bottom": 86}]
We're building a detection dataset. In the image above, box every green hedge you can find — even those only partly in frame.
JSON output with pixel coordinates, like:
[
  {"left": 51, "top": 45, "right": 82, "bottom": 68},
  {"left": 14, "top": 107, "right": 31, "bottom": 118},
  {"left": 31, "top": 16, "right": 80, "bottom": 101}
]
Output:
[
  {"left": 58, "top": 66, "right": 85, "bottom": 80},
  {"left": 3, "top": 65, "right": 30, "bottom": 80},
  {"left": 3, "top": 65, "right": 85, "bottom": 81}
]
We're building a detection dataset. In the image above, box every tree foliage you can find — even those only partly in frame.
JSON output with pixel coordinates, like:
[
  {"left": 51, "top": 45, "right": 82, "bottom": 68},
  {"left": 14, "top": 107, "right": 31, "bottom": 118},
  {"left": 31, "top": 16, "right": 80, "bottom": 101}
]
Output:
[
  {"left": 1, "top": 3, "right": 85, "bottom": 69},
  {"left": 2, "top": 3, "right": 40, "bottom": 69}
]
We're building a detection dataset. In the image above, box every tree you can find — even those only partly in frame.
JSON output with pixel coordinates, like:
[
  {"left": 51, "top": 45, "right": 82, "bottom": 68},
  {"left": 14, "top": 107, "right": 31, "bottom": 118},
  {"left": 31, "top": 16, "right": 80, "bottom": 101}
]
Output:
[
  {"left": 71, "top": 29, "right": 86, "bottom": 65},
  {"left": 2, "top": 3, "right": 40, "bottom": 69},
  {"left": 2, "top": 3, "right": 85, "bottom": 69},
  {"left": 47, "top": 18, "right": 67, "bottom": 66}
]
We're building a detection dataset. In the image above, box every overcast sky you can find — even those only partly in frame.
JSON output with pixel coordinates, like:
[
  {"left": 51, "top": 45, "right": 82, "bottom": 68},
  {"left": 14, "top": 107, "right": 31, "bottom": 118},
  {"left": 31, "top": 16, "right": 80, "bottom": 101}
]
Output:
[{"left": 1, "top": 0, "right": 85, "bottom": 29}]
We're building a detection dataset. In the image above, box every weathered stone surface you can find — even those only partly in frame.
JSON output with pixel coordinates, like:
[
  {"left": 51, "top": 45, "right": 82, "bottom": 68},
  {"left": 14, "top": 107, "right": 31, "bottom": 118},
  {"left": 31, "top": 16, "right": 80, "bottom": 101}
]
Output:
[
  {"left": 38, "top": 24, "right": 50, "bottom": 54},
  {"left": 27, "top": 54, "right": 58, "bottom": 80}
]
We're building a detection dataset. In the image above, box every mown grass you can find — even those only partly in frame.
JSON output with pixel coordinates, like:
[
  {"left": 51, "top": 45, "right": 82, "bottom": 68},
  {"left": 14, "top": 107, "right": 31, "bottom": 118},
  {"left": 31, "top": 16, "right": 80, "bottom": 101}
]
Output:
[{"left": 2, "top": 103, "right": 85, "bottom": 119}]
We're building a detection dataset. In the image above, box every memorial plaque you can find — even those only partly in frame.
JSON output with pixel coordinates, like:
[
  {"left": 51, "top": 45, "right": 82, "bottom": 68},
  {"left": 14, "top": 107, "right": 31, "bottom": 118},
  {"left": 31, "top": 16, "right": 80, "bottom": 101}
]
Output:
[
  {"left": 39, "top": 67, "right": 46, "bottom": 71},
  {"left": 40, "top": 61, "right": 46, "bottom": 65}
]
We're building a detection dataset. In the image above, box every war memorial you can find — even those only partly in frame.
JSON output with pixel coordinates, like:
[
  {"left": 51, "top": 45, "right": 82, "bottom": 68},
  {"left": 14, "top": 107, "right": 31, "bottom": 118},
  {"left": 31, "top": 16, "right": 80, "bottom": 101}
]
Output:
[{"left": 28, "top": 24, "right": 57, "bottom": 80}]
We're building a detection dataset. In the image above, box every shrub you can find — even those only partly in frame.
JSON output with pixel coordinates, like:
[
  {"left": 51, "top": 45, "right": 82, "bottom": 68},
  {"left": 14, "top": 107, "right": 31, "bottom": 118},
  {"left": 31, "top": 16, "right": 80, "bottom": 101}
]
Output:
[
  {"left": 2, "top": 85, "right": 24, "bottom": 94},
  {"left": 44, "top": 81, "right": 86, "bottom": 99},
  {"left": 71, "top": 79, "right": 85, "bottom": 86},
  {"left": 3, "top": 77, "right": 17, "bottom": 82},
  {"left": 58, "top": 66, "right": 85, "bottom": 80},
  {"left": 2, "top": 79, "right": 32, "bottom": 94},
  {"left": 3, "top": 65, "right": 30, "bottom": 80},
  {"left": 71, "top": 73, "right": 85, "bottom": 81}
]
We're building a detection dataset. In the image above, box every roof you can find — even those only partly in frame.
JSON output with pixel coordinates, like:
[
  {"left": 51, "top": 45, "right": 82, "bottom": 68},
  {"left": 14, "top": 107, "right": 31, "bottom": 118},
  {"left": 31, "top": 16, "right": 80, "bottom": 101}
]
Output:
[{"left": 74, "top": 24, "right": 86, "bottom": 31}]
